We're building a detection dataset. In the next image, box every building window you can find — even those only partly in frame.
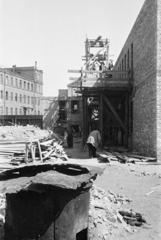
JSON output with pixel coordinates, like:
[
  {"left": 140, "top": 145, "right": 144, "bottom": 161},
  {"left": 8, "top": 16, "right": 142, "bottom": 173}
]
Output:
[
  {"left": 15, "top": 78, "right": 18, "bottom": 87},
  {"left": 127, "top": 49, "right": 130, "bottom": 70},
  {"left": 5, "top": 91, "right": 8, "bottom": 100},
  {"left": 31, "top": 84, "right": 33, "bottom": 91},
  {"left": 11, "top": 108, "right": 13, "bottom": 115},
  {"left": 0, "top": 74, "right": 3, "bottom": 84},
  {"left": 11, "top": 92, "right": 13, "bottom": 101},
  {"left": 15, "top": 93, "right": 18, "bottom": 102},
  {"left": 24, "top": 81, "right": 26, "bottom": 89},
  {"left": 15, "top": 108, "right": 17, "bottom": 115},
  {"left": 6, "top": 107, "right": 8, "bottom": 115},
  {"left": 28, "top": 96, "right": 30, "bottom": 104},
  {"left": 10, "top": 77, "right": 13, "bottom": 86},
  {"left": 20, "top": 108, "right": 22, "bottom": 115},
  {"left": 24, "top": 95, "right": 26, "bottom": 103},
  {"left": 27, "top": 82, "right": 30, "bottom": 90},
  {"left": 124, "top": 54, "right": 127, "bottom": 70},
  {"left": 19, "top": 80, "right": 22, "bottom": 88},
  {"left": 5, "top": 76, "right": 8, "bottom": 85},
  {"left": 58, "top": 100, "right": 67, "bottom": 121},
  {"left": 121, "top": 59, "right": 124, "bottom": 70},
  {"left": 71, "top": 100, "right": 79, "bottom": 113},
  {"left": 0, "top": 90, "right": 3, "bottom": 99},
  {"left": 20, "top": 94, "right": 22, "bottom": 103}
]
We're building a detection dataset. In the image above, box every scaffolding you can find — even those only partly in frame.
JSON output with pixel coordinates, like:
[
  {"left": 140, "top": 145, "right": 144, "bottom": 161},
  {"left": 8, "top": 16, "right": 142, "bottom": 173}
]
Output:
[{"left": 68, "top": 37, "right": 132, "bottom": 149}]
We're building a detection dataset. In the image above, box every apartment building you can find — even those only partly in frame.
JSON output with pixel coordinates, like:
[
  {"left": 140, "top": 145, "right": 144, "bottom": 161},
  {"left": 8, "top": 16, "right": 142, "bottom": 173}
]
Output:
[{"left": 0, "top": 63, "right": 43, "bottom": 117}]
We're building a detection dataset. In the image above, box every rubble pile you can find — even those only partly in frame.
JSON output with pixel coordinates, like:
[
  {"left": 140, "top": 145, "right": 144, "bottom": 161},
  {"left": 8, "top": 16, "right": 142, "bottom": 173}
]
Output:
[
  {"left": 0, "top": 125, "right": 68, "bottom": 170},
  {"left": 98, "top": 151, "right": 157, "bottom": 164},
  {"left": 89, "top": 186, "right": 132, "bottom": 240},
  {"left": 0, "top": 125, "right": 50, "bottom": 141},
  {"left": 89, "top": 186, "right": 146, "bottom": 239}
]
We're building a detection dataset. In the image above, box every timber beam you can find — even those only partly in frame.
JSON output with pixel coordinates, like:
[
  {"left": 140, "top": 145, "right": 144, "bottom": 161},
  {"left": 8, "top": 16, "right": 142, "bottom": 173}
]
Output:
[{"left": 103, "top": 95, "right": 127, "bottom": 132}]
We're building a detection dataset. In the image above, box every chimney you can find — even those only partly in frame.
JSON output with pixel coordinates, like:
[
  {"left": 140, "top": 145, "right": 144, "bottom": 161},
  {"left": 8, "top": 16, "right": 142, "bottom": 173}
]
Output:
[
  {"left": 35, "top": 61, "right": 37, "bottom": 69},
  {"left": 12, "top": 65, "right": 16, "bottom": 72}
]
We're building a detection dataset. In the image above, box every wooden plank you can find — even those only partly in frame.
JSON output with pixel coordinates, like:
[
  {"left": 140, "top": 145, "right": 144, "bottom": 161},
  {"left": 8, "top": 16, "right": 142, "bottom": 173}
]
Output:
[
  {"left": 99, "top": 94, "right": 103, "bottom": 147},
  {"left": 103, "top": 95, "right": 126, "bottom": 132},
  {"left": 37, "top": 140, "right": 43, "bottom": 162}
]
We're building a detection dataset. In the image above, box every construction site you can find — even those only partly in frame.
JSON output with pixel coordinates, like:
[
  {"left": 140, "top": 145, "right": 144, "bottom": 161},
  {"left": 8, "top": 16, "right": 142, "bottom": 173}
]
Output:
[{"left": 0, "top": 0, "right": 161, "bottom": 239}]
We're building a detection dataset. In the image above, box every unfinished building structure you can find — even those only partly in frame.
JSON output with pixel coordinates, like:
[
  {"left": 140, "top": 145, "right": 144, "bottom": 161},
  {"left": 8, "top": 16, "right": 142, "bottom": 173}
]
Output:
[
  {"left": 69, "top": 0, "right": 161, "bottom": 159},
  {"left": 69, "top": 36, "right": 131, "bottom": 150}
]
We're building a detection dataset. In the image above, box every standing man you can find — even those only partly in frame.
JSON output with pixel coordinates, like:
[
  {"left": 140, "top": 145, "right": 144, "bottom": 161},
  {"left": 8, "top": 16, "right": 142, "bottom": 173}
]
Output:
[
  {"left": 64, "top": 124, "right": 73, "bottom": 148},
  {"left": 86, "top": 126, "right": 101, "bottom": 158}
]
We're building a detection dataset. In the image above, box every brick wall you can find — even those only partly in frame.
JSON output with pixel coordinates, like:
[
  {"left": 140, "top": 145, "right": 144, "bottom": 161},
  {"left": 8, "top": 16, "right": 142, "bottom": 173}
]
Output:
[
  {"left": 156, "top": 0, "right": 161, "bottom": 160},
  {"left": 114, "top": 0, "right": 157, "bottom": 156}
]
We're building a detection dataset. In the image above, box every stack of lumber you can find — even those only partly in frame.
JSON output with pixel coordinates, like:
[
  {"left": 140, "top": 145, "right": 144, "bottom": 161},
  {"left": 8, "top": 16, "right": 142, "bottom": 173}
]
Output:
[
  {"left": 40, "top": 138, "right": 68, "bottom": 161},
  {"left": 0, "top": 138, "right": 68, "bottom": 171},
  {"left": 0, "top": 140, "right": 27, "bottom": 169},
  {"left": 97, "top": 151, "right": 157, "bottom": 164}
]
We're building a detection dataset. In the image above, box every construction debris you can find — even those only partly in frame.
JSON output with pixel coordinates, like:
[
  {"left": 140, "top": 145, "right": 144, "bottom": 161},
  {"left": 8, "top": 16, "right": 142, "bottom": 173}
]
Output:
[
  {"left": 88, "top": 186, "right": 147, "bottom": 240},
  {"left": 0, "top": 125, "right": 68, "bottom": 170},
  {"left": 97, "top": 151, "right": 157, "bottom": 164},
  {"left": 119, "top": 210, "right": 146, "bottom": 227}
]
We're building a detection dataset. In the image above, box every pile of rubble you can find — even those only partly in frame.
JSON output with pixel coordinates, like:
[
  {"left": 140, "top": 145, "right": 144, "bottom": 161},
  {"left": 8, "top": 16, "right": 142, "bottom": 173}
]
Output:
[
  {"left": 88, "top": 186, "right": 146, "bottom": 239},
  {"left": 0, "top": 125, "right": 68, "bottom": 170},
  {"left": 0, "top": 125, "right": 50, "bottom": 141},
  {"left": 98, "top": 151, "right": 157, "bottom": 164},
  {"left": 0, "top": 185, "right": 146, "bottom": 240}
]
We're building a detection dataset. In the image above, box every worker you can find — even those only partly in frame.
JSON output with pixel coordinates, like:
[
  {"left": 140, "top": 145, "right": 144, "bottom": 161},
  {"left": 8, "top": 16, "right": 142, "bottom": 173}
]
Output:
[
  {"left": 86, "top": 126, "right": 101, "bottom": 158},
  {"left": 64, "top": 125, "right": 73, "bottom": 148}
]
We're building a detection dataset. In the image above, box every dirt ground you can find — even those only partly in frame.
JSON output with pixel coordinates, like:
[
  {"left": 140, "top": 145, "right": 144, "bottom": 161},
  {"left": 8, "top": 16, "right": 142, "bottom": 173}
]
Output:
[
  {"left": 66, "top": 139, "right": 161, "bottom": 240},
  {"left": 0, "top": 126, "right": 161, "bottom": 240}
]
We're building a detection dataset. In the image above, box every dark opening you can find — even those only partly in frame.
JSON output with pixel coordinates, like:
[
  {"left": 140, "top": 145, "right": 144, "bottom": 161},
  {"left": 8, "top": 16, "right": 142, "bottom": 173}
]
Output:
[
  {"left": 76, "top": 228, "right": 88, "bottom": 240},
  {"left": 71, "top": 100, "right": 79, "bottom": 113}
]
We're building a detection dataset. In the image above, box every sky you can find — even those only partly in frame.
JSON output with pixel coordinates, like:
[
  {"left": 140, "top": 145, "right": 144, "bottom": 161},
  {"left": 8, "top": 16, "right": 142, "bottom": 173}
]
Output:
[{"left": 0, "top": 0, "right": 145, "bottom": 96}]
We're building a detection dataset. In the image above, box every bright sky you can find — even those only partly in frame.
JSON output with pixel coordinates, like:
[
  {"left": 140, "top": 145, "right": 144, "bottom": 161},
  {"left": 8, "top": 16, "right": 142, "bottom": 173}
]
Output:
[{"left": 0, "top": 0, "right": 145, "bottom": 96}]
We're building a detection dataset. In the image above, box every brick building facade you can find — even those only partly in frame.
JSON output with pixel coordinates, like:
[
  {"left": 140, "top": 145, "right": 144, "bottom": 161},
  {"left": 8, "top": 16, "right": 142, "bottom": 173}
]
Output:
[{"left": 114, "top": 0, "right": 161, "bottom": 158}]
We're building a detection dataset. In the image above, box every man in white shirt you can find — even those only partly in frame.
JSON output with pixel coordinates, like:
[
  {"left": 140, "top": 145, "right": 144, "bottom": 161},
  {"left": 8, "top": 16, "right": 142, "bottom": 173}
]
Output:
[{"left": 86, "top": 128, "right": 101, "bottom": 158}]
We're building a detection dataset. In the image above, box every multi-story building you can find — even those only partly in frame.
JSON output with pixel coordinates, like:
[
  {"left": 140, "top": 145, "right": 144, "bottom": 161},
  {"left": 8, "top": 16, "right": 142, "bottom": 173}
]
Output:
[{"left": 0, "top": 63, "right": 43, "bottom": 117}]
